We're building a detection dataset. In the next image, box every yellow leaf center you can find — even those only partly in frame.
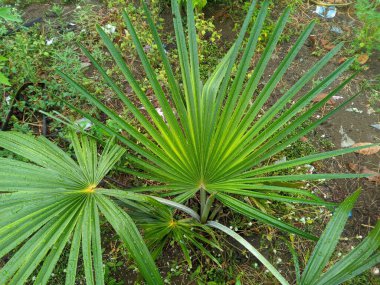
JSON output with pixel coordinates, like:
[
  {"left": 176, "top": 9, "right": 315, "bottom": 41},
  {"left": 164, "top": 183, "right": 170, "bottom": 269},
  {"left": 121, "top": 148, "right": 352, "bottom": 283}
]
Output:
[
  {"left": 84, "top": 184, "right": 97, "bottom": 193},
  {"left": 169, "top": 220, "right": 176, "bottom": 228}
]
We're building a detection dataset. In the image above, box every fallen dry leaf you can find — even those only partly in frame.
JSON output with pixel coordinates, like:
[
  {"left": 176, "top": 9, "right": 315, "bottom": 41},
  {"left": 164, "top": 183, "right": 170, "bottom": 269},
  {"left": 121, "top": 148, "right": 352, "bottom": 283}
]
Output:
[
  {"left": 320, "top": 39, "right": 335, "bottom": 51},
  {"left": 348, "top": 163, "right": 380, "bottom": 183},
  {"left": 357, "top": 54, "right": 369, "bottom": 65},
  {"left": 338, "top": 57, "right": 347, "bottom": 64},
  {"left": 348, "top": 163, "right": 360, "bottom": 172},
  {"left": 361, "top": 167, "right": 378, "bottom": 176},
  {"left": 368, "top": 174, "right": 380, "bottom": 183},
  {"left": 362, "top": 167, "right": 380, "bottom": 183},
  {"left": 352, "top": 143, "right": 380, "bottom": 155},
  {"left": 312, "top": 93, "right": 336, "bottom": 105}
]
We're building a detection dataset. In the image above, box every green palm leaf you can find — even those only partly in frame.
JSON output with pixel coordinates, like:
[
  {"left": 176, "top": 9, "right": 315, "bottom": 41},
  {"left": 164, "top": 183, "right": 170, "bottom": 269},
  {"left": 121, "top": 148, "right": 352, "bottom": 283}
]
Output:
[
  {"left": 0, "top": 131, "right": 162, "bottom": 284},
  {"left": 57, "top": 0, "right": 376, "bottom": 242},
  {"left": 300, "top": 189, "right": 380, "bottom": 285},
  {"left": 314, "top": 224, "right": 380, "bottom": 285},
  {"left": 280, "top": 189, "right": 380, "bottom": 285}
]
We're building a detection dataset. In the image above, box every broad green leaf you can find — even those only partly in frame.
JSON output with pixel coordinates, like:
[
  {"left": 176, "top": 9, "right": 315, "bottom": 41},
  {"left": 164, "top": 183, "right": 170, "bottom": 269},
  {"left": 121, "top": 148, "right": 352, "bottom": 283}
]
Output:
[
  {"left": 0, "top": 72, "right": 10, "bottom": 85},
  {"left": 0, "top": 7, "right": 22, "bottom": 22}
]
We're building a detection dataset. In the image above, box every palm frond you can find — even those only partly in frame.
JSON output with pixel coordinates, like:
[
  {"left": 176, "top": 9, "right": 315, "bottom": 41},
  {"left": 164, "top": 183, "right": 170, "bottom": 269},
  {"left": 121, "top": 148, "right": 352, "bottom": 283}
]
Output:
[
  {"left": 0, "top": 131, "right": 162, "bottom": 284},
  {"left": 57, "top": 0, "right": 375, "bottom": 241}
]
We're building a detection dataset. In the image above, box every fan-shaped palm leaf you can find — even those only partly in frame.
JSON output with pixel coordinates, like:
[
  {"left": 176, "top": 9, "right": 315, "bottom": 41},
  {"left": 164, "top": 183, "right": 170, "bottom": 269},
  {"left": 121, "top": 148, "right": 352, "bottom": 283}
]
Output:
[
  {"left": 0, "top": 131, "right": 162, "bottom": 285},
  {"left": 58, "top": 0, "right": 374, "bottom": 241}
]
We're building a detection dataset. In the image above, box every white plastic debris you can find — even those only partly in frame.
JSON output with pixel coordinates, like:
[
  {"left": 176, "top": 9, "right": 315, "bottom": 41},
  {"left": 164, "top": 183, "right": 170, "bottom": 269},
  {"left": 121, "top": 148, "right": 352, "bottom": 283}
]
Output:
[
  {"left": 330, "top": 26, "right": 343, "bottom": 34},
  {"left": 339, "top": 126, "right": 355, "bottom": 147},
  {"left": 80, "top": 62, "right": 91, "bottom": 68},
  {"left": 274, "top": 157, "right": 287, "bottom": 165},
  {"left": 46, "top": 38, "right": 55, "bottom": 46},
  {"left": 156, "top": 108, "right": 166, "bottom": 121},
  {"left": 371, "top": 123, "right": 380, "bottom": 130},
  {"left": 5, "top": 96, "right": 11, "bottom": 105},
  {"left": 75, "top": 118, "right": 93, "bottom": 130},
  {"left": 372, "top": 267, "right": 380, "bottom": 276},
  {"left": 103, "top": 24, "right": 116, "bottom": 35},
  {"left": 304, "top": 164, "right": 315, "bottom": 174},
  {"left": 367, "top": 107, "right": 376, "bottom": 115},
  {"left": 315, "top": 6, "right": 336, "bottom": 19},
  {"left": 346, "top": 107, "right": 363, "bottom": 114}
]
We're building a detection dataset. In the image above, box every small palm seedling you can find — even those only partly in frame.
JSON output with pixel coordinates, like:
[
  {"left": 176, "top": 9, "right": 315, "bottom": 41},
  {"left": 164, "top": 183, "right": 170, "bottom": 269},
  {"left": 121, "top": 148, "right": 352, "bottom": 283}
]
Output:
[
  {"left": 0, "top": 131, "right": 162, "bottom": 284},
  {"left": 126, "top": 198, "right": 221, "bottom": 266},
  {"left": 60, "top": 0, "right": 372, "bottom": 239}
]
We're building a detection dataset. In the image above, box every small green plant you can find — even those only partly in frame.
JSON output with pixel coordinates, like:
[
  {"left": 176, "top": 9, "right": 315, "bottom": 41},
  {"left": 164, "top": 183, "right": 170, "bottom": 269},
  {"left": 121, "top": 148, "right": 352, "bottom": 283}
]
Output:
[
  {"left": 179, "top": 0, "right": 207, "bottom": 10},
  {"left": 50, "top": 4, "right": 64, "bottom": 17},
  {"left": 0, "top": 7, "right": 21, "bottom": 22},
  {"left": 0, "top": 7, "right": 21, "bottom": 85},
  {"left": 154, "top": 189, "right": 380, "bottom": 284},
  {"left": 128, "top": 198, "right": 221, "bottom": 265},
  {"left": 0, "top": 132, "right": 162, "bottom": 284},
  {"left": 354, "top": 0, "right": 380, "bottom": 53}
]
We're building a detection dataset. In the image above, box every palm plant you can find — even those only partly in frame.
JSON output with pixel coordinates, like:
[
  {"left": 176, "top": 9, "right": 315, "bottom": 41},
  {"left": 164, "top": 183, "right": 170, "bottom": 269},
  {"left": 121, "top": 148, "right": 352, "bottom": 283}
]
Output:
[
  {"left": 0, "top": 131, "right": 163, "bottom": 284},
  {"left": 59, "top": 0, "right": 372, "bottom": 240},
  {"left": 126, "top": 198, "right": 221, "bottom": 266}
]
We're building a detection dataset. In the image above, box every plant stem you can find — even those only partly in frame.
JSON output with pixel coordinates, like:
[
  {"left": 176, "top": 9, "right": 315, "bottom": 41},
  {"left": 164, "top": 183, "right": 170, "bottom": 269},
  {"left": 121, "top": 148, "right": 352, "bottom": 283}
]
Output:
[
  {"left": 209, "top": 204, "right": 222, "bottom": 220},
  {"left": 200, "top": 187, "right": 206, "bottom": 217},
  {"left": 150, "top": 195, "right": 200, "bottom": 221},
  {"left": 200, "top": 193, "right": 216, "bottom": 224}
]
